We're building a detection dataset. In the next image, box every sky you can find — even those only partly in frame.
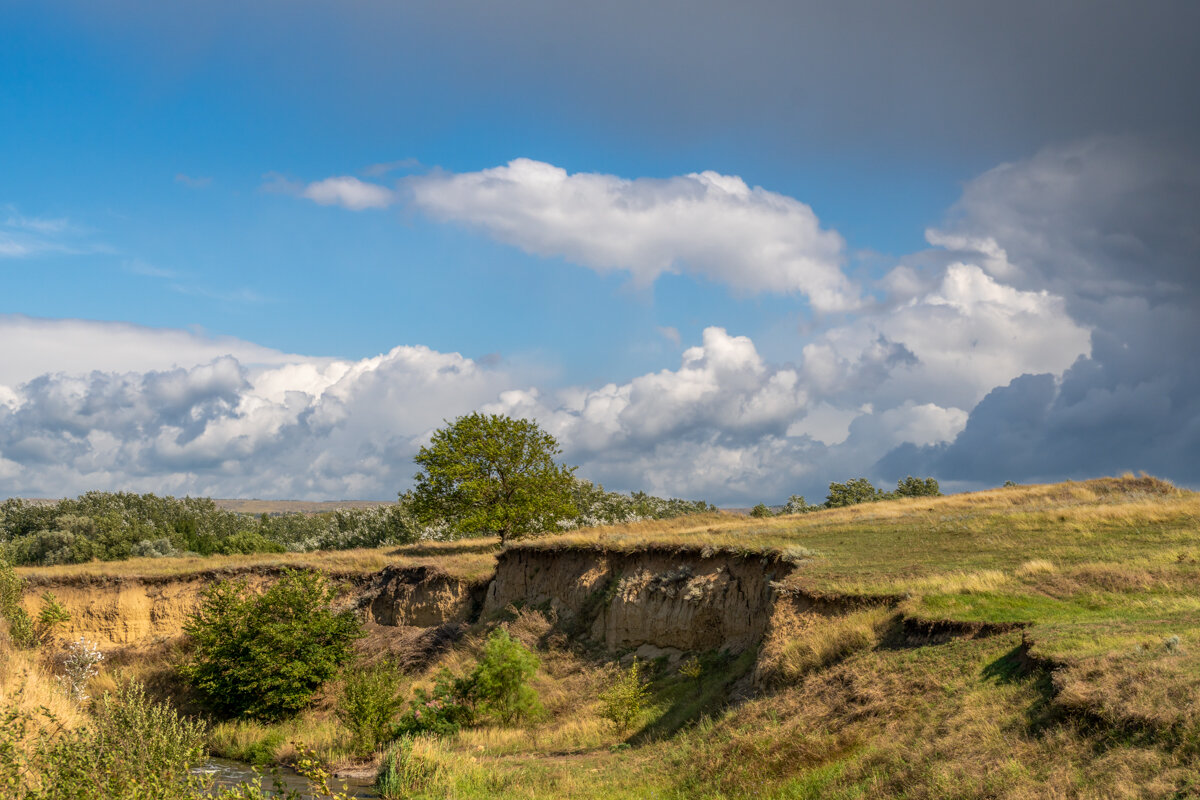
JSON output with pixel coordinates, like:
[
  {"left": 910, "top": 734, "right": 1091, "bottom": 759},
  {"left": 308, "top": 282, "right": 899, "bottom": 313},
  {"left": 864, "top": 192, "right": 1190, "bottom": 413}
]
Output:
[{"left": 1, "top": 1, "right": 1198, "bottom": 504}]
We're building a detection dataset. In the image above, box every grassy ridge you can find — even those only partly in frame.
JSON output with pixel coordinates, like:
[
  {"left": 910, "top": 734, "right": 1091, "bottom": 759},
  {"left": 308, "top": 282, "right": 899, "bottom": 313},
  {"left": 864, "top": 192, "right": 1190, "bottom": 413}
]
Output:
[{"left": 11, "top": 475, "right": 1200, "bottom": 798}]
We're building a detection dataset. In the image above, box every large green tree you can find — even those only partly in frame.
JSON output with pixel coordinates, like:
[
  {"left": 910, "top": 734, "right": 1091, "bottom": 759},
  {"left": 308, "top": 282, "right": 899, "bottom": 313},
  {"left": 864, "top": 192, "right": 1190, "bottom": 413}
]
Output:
[{"left": 411, "top": 413, "right": 577, "bottom": 544}]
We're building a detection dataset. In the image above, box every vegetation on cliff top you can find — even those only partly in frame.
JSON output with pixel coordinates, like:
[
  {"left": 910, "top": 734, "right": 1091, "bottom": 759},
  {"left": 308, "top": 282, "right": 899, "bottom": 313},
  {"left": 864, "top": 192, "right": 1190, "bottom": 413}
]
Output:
[{"left": 0, "top": 481, "right": 711, "bottom": 569}]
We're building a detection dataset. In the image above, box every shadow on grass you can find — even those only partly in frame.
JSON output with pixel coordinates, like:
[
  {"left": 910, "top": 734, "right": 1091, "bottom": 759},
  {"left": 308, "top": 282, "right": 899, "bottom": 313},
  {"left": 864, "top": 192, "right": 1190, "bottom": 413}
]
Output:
[
  {"left": 982, "top": 643, "right": 1061, "bottom": 733},
  {"left": 630, "top": 648, "right": 757, "bottom": 744}
]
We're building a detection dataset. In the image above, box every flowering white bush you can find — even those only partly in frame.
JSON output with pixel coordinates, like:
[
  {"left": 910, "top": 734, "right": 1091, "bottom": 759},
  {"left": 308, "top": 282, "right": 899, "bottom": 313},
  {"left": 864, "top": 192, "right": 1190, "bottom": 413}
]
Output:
[
  {"left": 556, "top": 480, "right": 714, "bottom": 531},
  {"left": 59, "top": 636, "right": 104, "bottom": 702}
]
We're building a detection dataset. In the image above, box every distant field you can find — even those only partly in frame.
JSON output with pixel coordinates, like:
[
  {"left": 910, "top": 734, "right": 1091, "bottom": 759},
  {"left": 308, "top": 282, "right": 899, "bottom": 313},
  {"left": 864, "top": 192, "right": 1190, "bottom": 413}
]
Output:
[{"left": 211, "top": 498, "right": 395, "bottom": 515}]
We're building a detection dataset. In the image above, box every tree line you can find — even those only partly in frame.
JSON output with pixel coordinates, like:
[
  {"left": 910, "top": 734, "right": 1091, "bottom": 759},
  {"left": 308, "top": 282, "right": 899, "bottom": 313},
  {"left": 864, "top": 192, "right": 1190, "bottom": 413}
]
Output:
[
  {"left": 0, "top": 462, "right": 713, "bottom": 568},
  {"left": 750, "top": 475, "right": 942, "bottom": 518},
  {"left": 0, "top": 410, "right": 940, "bottom": 564}
]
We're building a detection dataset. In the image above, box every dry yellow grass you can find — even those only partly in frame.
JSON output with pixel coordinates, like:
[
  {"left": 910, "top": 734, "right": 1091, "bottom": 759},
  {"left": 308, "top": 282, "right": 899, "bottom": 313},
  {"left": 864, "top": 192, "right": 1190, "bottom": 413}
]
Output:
[
  {"left": 17, "top": 538, "right": 501, "bottom": 584},
  {"left": 0, "top": 638, "right": 85, "bottom": 733},
  {"left": 1015, "top": 558, "right": 1057, "bottom": 576},
  {"left": 757, "top": 605, "right": 894, "bottom": 686}
]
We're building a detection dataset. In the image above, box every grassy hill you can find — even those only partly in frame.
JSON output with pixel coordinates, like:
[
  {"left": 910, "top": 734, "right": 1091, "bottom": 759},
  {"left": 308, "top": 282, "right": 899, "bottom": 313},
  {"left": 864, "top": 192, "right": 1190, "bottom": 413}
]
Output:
[{"left": 8, "top": 475, "right": 1200, "bottom": 798}]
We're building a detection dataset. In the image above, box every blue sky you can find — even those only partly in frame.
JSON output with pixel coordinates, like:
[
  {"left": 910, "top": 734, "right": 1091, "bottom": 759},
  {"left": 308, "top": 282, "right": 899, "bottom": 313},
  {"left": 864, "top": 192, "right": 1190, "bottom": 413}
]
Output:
[{"left": 2, "top": 2, "right": 1198, "bottom": 503}]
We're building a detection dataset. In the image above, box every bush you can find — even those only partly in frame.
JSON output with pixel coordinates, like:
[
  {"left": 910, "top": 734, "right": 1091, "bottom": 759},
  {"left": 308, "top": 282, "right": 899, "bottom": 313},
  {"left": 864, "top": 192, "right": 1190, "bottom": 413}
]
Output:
[
  {"left": 0, "top": 555, "right": 35, "bottom": 648},
  {"left": 396, "top": 628, "right": 542, "bottom": 736},
  {"left": 34, "top": 592, "right": 70, "bottom": 646},
  {"left": 565, "top": 479, "right": 715, "bottom": 529},
  {"left": 895, "top": 476, "right": 941, "bottom": 497},
  {"left": 0, "top": 560, "right": 68, "bottom": 649},
  {"left": 782, "top": 495, "right": 818, "bottom": 514},
  {"left": 598, "top": 658, "right": 651, "bottom": 734},
  {"left": 825, "top": 478, "right": 883, "bottom": 508},
  {"left": 212, "top": 529, "right": 285, "bottom": 555},
  {"left": 396, "top": 668, "right": 478, "bottom": 736},
  {"left": 182, "top": 569, "right": 362, "bottom": 720},
  {"left": 0, "top": 681, "right": 208, "bottom": 799},
  {"left": 58, "top": 637, "right": 104, "bottom": 702},
  {"left": 130, "top": 537, "right": 182, "bottom": 558},
  {"left": 750, "top": 503, "right": 773, "bottom": 518},
  {"left": 337, "top": 662, "right": 406, "bottom": 755},
  {"left": 472, "top": 628, "right": 542, "bottom": 724}
]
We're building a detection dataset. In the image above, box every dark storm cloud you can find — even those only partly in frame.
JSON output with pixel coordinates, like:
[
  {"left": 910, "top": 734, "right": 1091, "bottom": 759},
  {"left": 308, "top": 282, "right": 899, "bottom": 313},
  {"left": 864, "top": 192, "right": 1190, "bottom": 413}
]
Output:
[
  {"left": 68, "top": 1, "right": 1200, "bottom": 161},
  {"left": 407, "top": 0, "right": 1200, "bottom": 154},
  {"left": 879, "top": 137, "right": 1200, "bottom": 486}
]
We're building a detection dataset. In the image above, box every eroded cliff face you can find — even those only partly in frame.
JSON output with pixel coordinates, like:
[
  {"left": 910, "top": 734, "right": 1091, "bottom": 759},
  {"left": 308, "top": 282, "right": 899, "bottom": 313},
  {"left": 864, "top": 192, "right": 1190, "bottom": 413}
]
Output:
[
  {"left": 19, "top": 574, "right": 272, "bottom": 648},
  {"left": 357, "top": 565, "right": 484, "bottom": 627},
  {"left": 22, "top": 548, "right": 800, "bottom": 657},
  {"left": 483, "top": 548, "right": 796, "bottom": 654},
  {"left": 21, "top": 565, "right": 478, "bottom": 649}
]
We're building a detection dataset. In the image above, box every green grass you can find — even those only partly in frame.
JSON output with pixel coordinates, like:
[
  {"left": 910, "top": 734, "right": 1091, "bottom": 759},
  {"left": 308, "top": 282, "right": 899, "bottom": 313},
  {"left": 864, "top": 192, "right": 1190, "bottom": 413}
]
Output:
[{"left": 354, "top": 625, "right": 1199, "bottom": 798}]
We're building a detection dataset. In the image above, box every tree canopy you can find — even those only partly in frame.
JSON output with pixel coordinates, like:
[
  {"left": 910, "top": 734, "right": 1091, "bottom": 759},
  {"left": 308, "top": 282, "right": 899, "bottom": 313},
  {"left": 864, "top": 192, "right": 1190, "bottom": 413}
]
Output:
[{"left": 412, "top": 413, "right": 578, "bottom": 544}]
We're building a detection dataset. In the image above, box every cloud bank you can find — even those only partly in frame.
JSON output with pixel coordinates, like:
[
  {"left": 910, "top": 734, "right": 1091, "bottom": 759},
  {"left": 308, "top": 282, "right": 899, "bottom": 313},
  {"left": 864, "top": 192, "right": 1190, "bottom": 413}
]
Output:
[
  {"left": 0, "top": 253, "right": 1086, "bottom": 502},
  {"left": 881, "top": 137, "right": 1200, "bottom": 486},
  {"left": 4, "top": 137, "right": 1193, "bottom": 503}
]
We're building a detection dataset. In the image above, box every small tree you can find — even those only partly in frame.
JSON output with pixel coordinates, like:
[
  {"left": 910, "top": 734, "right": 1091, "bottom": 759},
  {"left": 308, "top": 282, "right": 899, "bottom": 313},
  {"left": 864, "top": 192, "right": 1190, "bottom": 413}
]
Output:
[
  {"left": 181, "top": 569, "right": 362, "bottom": 720},
  {"left": 750, "top": 503, "right": 773, "bottom": 518},
  {"left": 598, "top": 658, "right": 651, "bottom": 734},
  {"left": 782, "top": 495, "right": 817, "bottom": 514},
  {"left": 34, "top": 592, "right": 71, "bottom": 646},
  {"left": 825, "top": 478, "right": 883, "bottom": 508},
  {"left": 472, "top": 629, "right": 542, "bottom": 724},
  {"left": 895, "top": 476, "right": 941, "bottom": 498},
  {"left": 395, "top": 628, "right": 542, "bottom": 735},
  {"left": 337, "top": 663, "right": 406, "bottom": 756},
  {"left": 412, "top": 413, "right": 577, "bottom": 544}
]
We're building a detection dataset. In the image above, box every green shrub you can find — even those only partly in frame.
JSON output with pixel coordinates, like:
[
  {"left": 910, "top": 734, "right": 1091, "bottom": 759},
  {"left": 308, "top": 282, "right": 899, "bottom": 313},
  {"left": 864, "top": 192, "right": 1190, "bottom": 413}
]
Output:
[
  {"left": 0, "top": 555, "right": 35, "bottom": 648},
  {"left": 337, "top": 662, "right": 406, "bottom": 755},
  {"left": 895, "top": 476, "right": 941, "bottom": 497},
  {"left": 0, "top": 560, "right": 68, "bottom": 650},
  {"left": 396, "top": 629, "right": 542, "bottom": 736},
  {"left": 0, "top": 681, "right": 208, "bottom": 799},
  {"left": 825, "top": 478, "right": 884, "bottom": 508},
  {"left": 396, "top": 668, "right": 478, "bottom": 736},
  {"left": 472, "top": 628, "right": 542, "bottom": 724},
  {"left": 598, "top": 658, "right": 651, "bottom": 734},
  {"left": 212, "top": 529, "right": 285, "bottom": 555},
  {"left": 34, "top": 592, "right": 70, "bottom": 646},
  {"left": 181, "top": 569, "right": 362, "bottom": 721},
  {"left": 750, "top": 503, "right": 773, "bottom": 518}
]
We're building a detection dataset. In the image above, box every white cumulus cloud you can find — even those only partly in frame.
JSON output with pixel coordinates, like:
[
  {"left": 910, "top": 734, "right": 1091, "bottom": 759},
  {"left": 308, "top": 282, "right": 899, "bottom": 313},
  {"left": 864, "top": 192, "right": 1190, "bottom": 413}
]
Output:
[
  {"left": 407, "top": 159, "right": 857, "bottom": 311},
  {"left": 302, "top": 176, "right": 395, "bottom": 210}
]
